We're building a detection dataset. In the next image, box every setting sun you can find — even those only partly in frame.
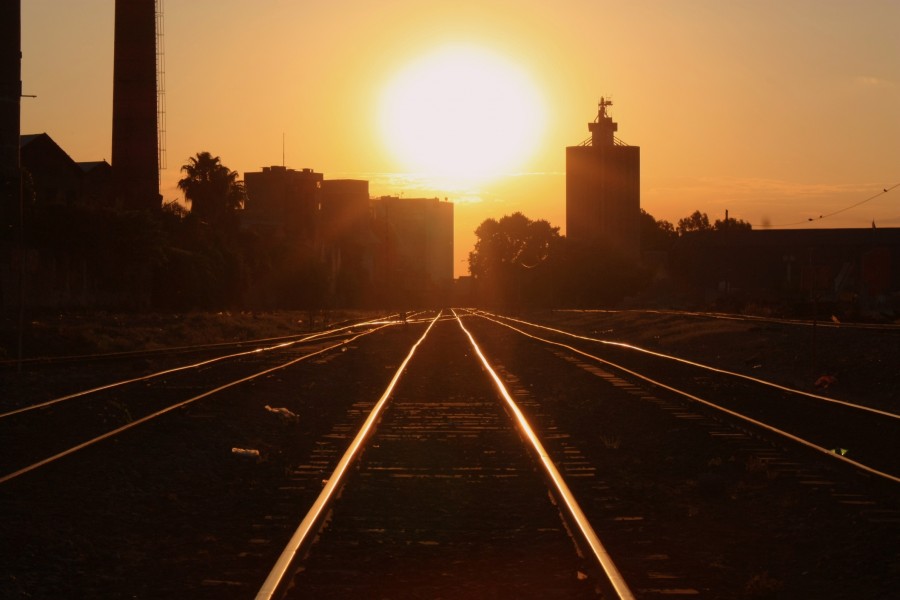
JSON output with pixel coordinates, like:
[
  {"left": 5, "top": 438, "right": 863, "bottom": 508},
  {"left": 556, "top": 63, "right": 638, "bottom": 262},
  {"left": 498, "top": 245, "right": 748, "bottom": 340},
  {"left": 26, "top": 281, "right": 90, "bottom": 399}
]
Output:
[{"left": 378, "top": 45, "right": 546, "bottom": 183}]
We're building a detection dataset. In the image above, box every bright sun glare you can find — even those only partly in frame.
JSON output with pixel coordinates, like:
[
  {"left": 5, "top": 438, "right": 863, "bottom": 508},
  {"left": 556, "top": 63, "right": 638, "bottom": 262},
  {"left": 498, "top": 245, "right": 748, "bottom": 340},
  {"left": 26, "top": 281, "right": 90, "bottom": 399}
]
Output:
[{"left": 379, "top": 45, "right": 545, "bottom": 184}]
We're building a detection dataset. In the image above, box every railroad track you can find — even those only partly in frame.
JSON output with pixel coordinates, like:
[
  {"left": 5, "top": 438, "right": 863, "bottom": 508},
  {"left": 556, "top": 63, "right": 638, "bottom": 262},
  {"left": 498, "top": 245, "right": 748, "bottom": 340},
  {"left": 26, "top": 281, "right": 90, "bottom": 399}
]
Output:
[
  {"left": 460, "top": 310, "right": 899, "bottom": 599},
  {"left": 0, "top": 314, "right": 402, "bottom": 407},
  {"left": 2, "top": 309, "right": 896, "bottom": 598},
  {"left": 554, "top": 307, "right": 900, "bottom": 331},
  {"left": 471, "top": 310, "right": 900, "bottom": 484},
  {"left": 0, "top": 316, "right": 387, "bottom": 370},
  {"left": 256, "top": 311, "right": 633, "bottom": 599},
  {"left": 0, "top": 316, "right": 426, "bottom": 598},
  {"left": 0, "top": 317, "right": 402, "bottom": 482},
  {"left": 1, "top": 311, "right": 635, "bottom": 598}
]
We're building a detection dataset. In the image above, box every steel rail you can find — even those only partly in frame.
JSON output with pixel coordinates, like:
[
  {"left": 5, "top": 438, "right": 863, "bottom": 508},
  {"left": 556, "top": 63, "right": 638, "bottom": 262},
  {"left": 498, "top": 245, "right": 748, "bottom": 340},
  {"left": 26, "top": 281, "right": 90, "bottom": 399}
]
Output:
[
  {"left": 1, "top": 330, "right": 306, "bottom": 367},
  {"left": 470, "top": 311, "right": 900, "bottom": 485},
  {"left": 0, "top": 324, "right": 392, "bottom": 486},
  {"left": 478, "top": 310, "right": 899, "bottom": 421},
  {"left": 554, "top": 308, "right": 900, "bottom": 331},
  {"left": 453, "top": 310, "right": 636, "bottom": 600},
  {"left": 0, "top": 320, "right": 393, "bottom": 420},
  {"left": 0, "top": 313, "right": 402, "bottom": 368},
  {"left": 254, "top": 312, "right": 442, "bottom": 600}
]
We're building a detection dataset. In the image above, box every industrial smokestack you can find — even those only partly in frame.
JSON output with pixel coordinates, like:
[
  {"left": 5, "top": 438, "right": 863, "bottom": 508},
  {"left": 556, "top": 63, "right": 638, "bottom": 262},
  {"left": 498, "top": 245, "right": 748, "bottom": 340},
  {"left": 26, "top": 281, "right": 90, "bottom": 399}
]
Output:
[{"left": 112, "top": 0, "right": 160, "bottom": 211}]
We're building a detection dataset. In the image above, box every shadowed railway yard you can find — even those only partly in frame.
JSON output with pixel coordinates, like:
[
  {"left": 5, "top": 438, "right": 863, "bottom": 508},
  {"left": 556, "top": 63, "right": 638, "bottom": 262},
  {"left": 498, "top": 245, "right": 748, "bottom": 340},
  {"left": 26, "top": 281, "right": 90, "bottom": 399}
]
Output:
[{"left": 1, "top": 310, "right": 898, "bottom": 599}]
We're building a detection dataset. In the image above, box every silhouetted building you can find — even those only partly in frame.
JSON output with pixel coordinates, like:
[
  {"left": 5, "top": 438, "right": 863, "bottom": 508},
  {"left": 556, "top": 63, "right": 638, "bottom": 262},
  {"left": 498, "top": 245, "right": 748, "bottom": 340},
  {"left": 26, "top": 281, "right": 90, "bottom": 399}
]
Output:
[
  {"left": 78, "top": 160, "right": 114, "bottom": 208},
  {"left": 321, "top": 179, "right": 376, "bottom": 303},
  {"left": 688, "top": 227, "right": 900, "bottom": 307},
  {"left": 243, "top": 165, "right": 323, "bottom": 240},
  {"left": 241, "top": 174, "right": 454, "bottom": 307},
  {"left": 372, "top": 196, "right": 453, "bottom": 306},
  {"left": 20, "top": 133, "right": 83, "bottom": 205},
  {"left": 321, "top": 179, "right": 370, "bottom": 244},
  {"left": 112, "top": 0, "right": 160, "bottom": 211},
  {"left": 18, "top": 133, "right": 112, "bottom": 208},
  {"left": 566, "top": 98, "right": 640, "bottom": 259}
]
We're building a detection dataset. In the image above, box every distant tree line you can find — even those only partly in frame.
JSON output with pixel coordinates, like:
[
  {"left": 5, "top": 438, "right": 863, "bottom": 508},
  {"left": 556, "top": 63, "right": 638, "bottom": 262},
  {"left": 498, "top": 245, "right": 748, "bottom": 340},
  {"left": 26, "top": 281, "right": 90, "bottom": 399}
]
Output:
[{"left": 465, "top": 209, "right": 752, "bottom": 308}]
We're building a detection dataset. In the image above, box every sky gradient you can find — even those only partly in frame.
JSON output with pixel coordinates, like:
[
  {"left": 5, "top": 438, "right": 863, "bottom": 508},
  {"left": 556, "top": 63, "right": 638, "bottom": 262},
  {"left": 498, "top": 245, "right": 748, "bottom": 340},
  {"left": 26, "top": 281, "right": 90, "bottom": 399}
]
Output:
[{"left": 20, "top": 0, "right": 900, "bottom": 277}]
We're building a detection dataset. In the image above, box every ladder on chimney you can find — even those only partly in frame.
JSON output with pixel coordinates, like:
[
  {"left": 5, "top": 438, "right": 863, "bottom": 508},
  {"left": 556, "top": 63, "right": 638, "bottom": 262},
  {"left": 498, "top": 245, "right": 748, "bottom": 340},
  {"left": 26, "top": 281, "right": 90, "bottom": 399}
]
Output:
[{"left": 155, "top": 0, "right": 166, "bottom": 171}]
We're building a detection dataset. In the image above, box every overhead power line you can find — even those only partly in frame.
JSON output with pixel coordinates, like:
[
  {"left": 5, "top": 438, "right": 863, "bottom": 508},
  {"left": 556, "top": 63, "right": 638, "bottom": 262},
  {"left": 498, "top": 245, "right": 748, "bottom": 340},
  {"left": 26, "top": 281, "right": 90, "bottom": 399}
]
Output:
[{"left": 765, "top": 182, "right": 899, "bottom": 228}]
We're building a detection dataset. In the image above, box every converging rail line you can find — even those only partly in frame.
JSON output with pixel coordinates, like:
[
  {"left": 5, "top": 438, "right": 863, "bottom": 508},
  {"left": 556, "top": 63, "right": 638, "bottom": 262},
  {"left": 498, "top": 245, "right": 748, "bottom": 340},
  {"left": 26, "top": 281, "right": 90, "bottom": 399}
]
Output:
[
  {"left": 471, "top": 310, "right": 900, "bottom": 484},
  {"left": 0, "top": 315, "right": 400, "bottom": 369},
  {"left": 1, "top": 318, "right": 394, "bottom": 418},
  {"left": 0, "top": 317, "right": 402, "bottom": 484},
  {"left": 4, "top": 309, "right": 895, "bottom": 598},
  {"left": 556, "top": 308, "right": 900, "bottom": 331},
  {"left": 256, "top": 311, "right": 634, "bottom": 599},
  {"left": 0, "top": 311, "right": 900, "bottom": 600}
]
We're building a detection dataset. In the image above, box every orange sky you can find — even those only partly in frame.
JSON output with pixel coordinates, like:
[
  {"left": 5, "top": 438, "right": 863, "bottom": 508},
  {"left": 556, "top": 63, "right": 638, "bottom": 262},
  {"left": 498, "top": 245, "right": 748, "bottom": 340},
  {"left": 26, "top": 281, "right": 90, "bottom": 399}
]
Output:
[{"left": 20, "top": 0, "right": 900, "bottom": 277}]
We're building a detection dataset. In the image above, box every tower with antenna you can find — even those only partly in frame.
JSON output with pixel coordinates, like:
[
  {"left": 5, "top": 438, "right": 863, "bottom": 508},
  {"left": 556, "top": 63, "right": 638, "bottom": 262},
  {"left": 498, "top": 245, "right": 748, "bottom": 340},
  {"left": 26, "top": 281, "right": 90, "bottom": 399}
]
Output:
[
  {"left": 589, "top": 97, "right": 618, "bottom": 146},
  {"left": 566, "top": 98, "right": 641, "bottom": 260},
  {"left": 112, "top": 0, "right": 163, "bottom": 211}
]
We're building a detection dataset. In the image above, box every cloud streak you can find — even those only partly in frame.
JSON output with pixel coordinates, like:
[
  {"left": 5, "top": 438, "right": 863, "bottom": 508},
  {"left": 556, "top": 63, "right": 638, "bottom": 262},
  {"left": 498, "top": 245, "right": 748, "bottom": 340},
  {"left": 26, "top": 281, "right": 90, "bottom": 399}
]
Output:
[{"left": 854, "top": 75, "right": 898, "bottom": 89}]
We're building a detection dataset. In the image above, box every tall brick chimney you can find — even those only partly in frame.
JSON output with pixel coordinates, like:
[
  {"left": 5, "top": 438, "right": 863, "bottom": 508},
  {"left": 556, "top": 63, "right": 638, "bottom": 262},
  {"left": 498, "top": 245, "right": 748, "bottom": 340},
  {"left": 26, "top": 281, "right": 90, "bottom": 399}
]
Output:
[{"left": 112, "top": 0, "right": 160, "bottom": 211}]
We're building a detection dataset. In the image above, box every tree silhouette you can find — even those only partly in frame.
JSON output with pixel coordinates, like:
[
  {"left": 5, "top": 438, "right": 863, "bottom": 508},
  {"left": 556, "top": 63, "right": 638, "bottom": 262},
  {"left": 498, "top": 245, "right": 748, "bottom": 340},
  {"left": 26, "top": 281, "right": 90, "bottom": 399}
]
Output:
[
  {"left": 640, "top": 209, "right": 677, "bottom": 251},
  {"left": 469, "top": 212, "right": 560, "bottom": 276},
  {"left": 713, "top": 216, "right": 752, "bottom": 232},
  {"left": 677, "top": 210, "right": 711, "bottom": 235},
  {"left": 177, "top": 152, "right": 245, "bottom": 225},
  {"left": 469, "top": 212, "right": 562, "bottom": 306}
]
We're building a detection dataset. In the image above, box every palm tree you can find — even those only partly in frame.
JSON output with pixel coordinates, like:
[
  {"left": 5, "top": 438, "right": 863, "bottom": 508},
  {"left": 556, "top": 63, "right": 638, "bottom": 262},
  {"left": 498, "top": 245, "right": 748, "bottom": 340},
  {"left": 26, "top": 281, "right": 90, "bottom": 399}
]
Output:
[{"left": 177, "top": 152, "right": 245, "bottom": 224}]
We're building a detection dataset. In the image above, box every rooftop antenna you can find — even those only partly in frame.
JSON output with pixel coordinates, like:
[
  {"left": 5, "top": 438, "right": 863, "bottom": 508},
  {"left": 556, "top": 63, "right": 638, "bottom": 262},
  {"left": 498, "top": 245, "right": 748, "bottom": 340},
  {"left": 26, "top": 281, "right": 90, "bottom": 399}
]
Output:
[
  {"left": 596, "top": 96, "right": 613, "bottom": 121},
  {"left": 282, "top": 132, "right": 285, "bottom": 168}
]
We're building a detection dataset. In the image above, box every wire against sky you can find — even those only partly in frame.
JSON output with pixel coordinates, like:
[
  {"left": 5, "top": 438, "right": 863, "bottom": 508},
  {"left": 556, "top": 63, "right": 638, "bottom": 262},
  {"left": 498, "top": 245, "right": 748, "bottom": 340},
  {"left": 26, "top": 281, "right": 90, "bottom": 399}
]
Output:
[{"left": 765, "top": 182, "right": 899, "bottom": 229}]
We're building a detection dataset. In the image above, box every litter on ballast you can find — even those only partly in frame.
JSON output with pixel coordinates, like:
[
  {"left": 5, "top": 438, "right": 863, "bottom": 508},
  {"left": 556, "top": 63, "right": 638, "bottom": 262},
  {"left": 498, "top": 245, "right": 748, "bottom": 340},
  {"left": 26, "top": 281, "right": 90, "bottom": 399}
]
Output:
[
  {"left": 815, "top": 374, "right": 837, "bottom": 389},
  {"left": 231, "top": 447, "right": 260, "bottom": 459},
  {"left": 265, "top": 405, "right": 299, "bottom": 422}
]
